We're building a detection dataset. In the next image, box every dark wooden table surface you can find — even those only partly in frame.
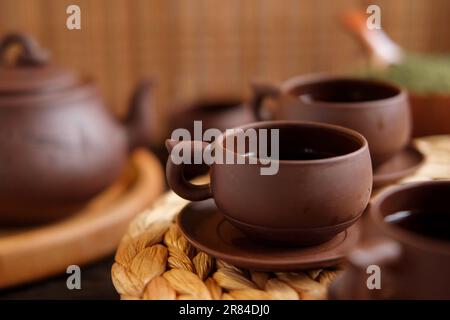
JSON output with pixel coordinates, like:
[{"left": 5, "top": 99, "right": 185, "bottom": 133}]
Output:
[{"left": 0, "top": 255, "right": 119, "bottom": 300}]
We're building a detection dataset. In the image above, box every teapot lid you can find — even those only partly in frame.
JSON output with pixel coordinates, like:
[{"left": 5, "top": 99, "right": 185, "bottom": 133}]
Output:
[{"left": 0, "top": 33, "right": 78, "bottom": 95}]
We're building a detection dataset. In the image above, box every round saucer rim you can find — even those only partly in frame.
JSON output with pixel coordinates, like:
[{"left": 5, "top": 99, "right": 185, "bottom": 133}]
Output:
[
  {"left": 177, "top": 201, "right": 362, "bottom": 270},
  {"left": 222, "top": 208, "right": 363, "bottom": 232},
  {"left": 373, "top": 144, "right": 425, "bottom": 187}
]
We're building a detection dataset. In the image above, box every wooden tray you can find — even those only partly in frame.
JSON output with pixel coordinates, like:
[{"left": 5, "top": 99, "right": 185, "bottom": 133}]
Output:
[
  {"left": 111, "top": 136, "right": 450, "bottom": 300},
  {"left": 0, "top": 149, "right": 164, "bottom": 289}
]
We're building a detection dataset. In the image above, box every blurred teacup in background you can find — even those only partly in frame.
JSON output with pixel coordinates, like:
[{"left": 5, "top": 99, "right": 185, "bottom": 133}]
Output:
[
  {"left": 165, "top": 97, "right": 256, "bottom": 178},
  {"left": 251, "top": 74, "right": 411, "bottom": 167},
  {"left": 168, "top": 97, "right": 255, "bottom": 136}
]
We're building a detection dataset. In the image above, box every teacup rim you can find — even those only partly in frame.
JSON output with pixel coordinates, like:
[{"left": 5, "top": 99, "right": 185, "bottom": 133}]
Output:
[
  {"left": 370, "top": 180, "right": 450, "bottom": 255},
  {"left": 217, "top": 120, "right": 369, "bottom": 165},
  {"left": 281, "top": 73, "right": 407, "bottom": 108}
]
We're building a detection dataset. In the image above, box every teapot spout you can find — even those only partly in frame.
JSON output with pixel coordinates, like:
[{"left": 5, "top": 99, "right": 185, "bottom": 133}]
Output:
[{"left": 123, "top": 78, "right": 156, "bottom": 150}]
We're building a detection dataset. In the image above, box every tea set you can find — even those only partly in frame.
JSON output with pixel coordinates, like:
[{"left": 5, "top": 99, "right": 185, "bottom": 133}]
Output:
[
  {"left": 165, "top": 71, "right": 448, "bottom": 299},
  {"left": 0, "top": 32, "right": 448, "bottom": 299}
]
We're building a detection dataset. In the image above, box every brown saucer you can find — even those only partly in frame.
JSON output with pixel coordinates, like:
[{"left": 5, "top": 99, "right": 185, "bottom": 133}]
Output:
[
  {"left": 373, "top": 145, "right": 425, "bottom": 188},
  {"left": 177, "top": 199, "right": 361, "bottom": 271}
]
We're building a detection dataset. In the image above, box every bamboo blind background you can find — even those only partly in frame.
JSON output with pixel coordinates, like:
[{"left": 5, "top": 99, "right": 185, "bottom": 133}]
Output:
[{"left": 1, "top": 0, "right": 449, "bottom": 139}]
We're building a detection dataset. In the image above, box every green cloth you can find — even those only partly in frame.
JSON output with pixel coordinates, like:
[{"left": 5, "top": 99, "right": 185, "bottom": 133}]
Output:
[{"left": 366, "top": 53, "right": 450, "bottom": 94}]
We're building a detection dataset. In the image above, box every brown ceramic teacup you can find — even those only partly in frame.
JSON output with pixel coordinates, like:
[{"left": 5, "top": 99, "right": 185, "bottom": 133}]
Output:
[
  {"left": 166, "top": 121, "right": 372, "bottom": 246},
  {"left": 251, "top": 74, "right": 411, "bottom": 167},
  {"left": 331, "top": 181, "right": 450, "bottom": 299}
]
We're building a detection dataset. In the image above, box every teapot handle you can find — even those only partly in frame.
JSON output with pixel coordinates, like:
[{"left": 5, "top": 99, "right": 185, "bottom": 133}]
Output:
[
  {"left": 123, "top": 78, "right": 156, "bottom": 150},
  {"left": 0, "top": 33, "right": 49, "bottom": 66}
]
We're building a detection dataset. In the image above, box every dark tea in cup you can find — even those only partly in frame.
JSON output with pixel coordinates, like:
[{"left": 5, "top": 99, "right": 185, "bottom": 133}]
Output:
[{"left": 385, "top": 209, "right": 450, "bottom": 242}]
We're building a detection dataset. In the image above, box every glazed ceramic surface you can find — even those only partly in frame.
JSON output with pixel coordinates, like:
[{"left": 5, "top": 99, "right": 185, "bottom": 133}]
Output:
[
  {"left": 0, "top": 33, "right": 155, "bottom": 224},
  {"left": 332, "top": 181, "right": 450, "bottom": 299},
  {"left": 177, "top": 199, "right": 362, "bottom": 271},
  {"left": 251, "top": 74, "right": 411, "bottom": 167},
  {"left": 166, "top": 121, "right": 372, "bottom": 245}
]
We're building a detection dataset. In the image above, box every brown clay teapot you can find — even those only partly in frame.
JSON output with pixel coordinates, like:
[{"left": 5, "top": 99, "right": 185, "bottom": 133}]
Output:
[{"left": 0, "top": 33, "right": 155, "bottom": 224}]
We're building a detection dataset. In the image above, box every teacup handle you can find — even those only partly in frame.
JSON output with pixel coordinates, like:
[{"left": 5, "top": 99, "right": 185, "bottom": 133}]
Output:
[
  {"left": 250, "top": 81, "right": 282, "bottom": 121},
  {"left": 347, "top": 238, "right": 402, "bottom": 298},
  {"left": 165, "top": 139, "right": 213, "bottom": 201}
]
